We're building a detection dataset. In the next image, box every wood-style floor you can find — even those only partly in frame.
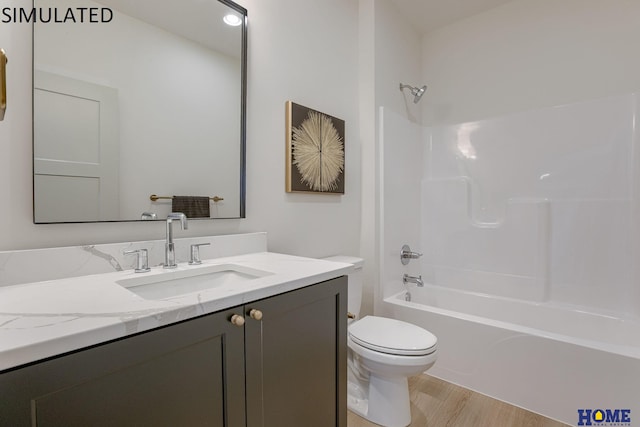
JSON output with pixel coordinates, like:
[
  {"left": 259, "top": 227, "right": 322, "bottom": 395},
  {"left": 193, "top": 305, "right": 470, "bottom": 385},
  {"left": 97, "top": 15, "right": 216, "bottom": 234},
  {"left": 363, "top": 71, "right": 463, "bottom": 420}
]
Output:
[{"left": 347, "top": 374, "right": 569, "bottom": 427}]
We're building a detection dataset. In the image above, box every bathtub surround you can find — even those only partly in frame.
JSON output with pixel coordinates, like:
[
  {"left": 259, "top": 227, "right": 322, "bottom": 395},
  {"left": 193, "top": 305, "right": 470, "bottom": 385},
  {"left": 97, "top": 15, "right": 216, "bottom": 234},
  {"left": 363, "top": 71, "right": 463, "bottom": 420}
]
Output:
[
  {"left": 395, "top": 86, "right": 640, "bottom": 311},
  {"left": 379, "top": 95, "right": 640, "bottom": 423},
  {"left": 422, "top": 94, "right": 637, "bottom": 314},
  {"left": 370, "top": 2, "right": 640, "bottom": 424}
]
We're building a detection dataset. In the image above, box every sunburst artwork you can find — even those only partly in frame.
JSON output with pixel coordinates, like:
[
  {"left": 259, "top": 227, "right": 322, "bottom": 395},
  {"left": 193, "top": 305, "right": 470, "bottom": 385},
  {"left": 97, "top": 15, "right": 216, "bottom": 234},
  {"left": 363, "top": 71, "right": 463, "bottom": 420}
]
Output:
[{"left": 286, "top": 101, "right": 345, "bottom": 194}]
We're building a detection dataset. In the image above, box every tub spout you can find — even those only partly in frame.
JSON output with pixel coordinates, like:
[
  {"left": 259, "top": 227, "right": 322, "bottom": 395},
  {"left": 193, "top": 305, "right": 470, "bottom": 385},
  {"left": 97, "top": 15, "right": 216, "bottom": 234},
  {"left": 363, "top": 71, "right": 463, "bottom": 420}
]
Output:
[{"left": 403, "top": 274, "right": 424, "bottom": 287}]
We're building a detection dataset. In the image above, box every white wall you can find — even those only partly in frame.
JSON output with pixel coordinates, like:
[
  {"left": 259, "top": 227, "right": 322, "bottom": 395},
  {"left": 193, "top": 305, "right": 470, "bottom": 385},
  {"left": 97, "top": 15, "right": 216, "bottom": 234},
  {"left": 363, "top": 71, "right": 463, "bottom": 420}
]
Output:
[
  {"left": 242, "top": 0, "right": 361, "bottom": 257},
  {"left": 374, "top": 0, "right": 422, "bottom": 124},
  {"left": 421, "top": 0, "right": 640, "bottom": 125},
  {"left": 358, "top": 0, "right": 376, "bottom": 317},
  {"left": 0, "top": 0, "right": 361, "bottom": 260}
]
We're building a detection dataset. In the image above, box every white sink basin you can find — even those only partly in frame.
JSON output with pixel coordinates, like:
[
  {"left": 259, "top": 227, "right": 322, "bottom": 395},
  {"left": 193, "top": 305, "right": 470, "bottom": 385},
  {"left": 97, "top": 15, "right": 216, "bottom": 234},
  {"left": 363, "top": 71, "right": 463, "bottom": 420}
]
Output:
[{"left": 116, "top": 264, "right": 272, "bottom": 300}]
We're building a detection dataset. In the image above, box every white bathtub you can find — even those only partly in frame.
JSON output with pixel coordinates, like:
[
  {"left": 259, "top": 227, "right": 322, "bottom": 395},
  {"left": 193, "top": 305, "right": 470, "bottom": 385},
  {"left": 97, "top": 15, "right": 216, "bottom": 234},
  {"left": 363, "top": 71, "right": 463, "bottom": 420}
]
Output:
[{"left": 382, "top": 285, "right": 640, "bottom": 425}]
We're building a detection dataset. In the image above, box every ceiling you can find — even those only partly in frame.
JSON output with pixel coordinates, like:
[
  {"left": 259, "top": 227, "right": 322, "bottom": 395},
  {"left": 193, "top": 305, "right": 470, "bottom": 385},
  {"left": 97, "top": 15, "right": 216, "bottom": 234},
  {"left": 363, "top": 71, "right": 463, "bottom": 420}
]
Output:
[
  {"left": 94, "top": 0, "right": 510, "bottom": 56},
  {"left": 95, "top": 0, "right": 242, "bottom": 58},
  {"left": 388, "top": 0, "right": 513, "bottom": 34}
]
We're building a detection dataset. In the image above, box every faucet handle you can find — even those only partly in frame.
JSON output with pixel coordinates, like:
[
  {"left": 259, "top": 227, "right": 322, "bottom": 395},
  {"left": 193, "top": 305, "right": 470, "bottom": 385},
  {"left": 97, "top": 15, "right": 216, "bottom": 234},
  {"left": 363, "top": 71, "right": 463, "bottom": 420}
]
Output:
[
  {"left": 400, "top": 244, "right": 423, "bottom": 265},
  {"left": 123, "top": 249, "right": 151, "bottom": 273},
  {"left": 189, "top": 243, "right": 210, "bottom": 265}
]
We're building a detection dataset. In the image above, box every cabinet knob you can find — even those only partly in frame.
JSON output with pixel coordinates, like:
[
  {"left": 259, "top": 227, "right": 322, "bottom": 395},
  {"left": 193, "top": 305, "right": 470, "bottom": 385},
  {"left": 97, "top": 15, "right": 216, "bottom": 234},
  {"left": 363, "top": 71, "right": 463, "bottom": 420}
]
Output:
[
  {"left": 230, "top": 314, "right": 245, "bottom": 327},
  {"left": 249, "top": 309, "right": 263, "bottom": 321}
]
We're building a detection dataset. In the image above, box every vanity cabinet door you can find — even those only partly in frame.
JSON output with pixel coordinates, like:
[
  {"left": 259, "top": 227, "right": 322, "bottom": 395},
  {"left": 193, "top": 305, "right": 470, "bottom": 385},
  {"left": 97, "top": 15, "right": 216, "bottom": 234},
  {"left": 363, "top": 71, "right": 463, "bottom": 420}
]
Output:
[
  {"left": 245, "top": 276, "right": 347, "bottom": 427},
  {"left": 0, "top": 308, "right": 246, "bottom": 427}
]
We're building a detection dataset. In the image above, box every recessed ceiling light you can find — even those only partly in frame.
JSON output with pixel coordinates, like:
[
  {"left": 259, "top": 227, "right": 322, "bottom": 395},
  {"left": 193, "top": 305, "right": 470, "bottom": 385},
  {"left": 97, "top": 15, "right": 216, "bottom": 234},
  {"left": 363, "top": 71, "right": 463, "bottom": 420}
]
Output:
[{"left": 223, "top": 14, "right": 242, "bottom": 27}]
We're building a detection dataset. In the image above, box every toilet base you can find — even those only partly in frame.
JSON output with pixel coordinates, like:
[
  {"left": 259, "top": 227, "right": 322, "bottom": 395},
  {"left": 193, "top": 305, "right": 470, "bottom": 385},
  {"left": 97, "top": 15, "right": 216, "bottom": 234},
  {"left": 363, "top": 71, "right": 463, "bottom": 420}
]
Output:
[
  {"left": 347, "top": 375, "right": 411, "bottom": 427},
  {"left": 347, "top": 381, "right": 370, "bottom": 418}
]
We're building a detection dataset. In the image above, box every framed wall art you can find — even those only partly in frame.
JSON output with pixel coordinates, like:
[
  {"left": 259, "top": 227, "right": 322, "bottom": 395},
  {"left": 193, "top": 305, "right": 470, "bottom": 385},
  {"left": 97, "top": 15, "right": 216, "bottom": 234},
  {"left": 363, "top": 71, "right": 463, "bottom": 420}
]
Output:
[{"left": 285, "top": 101, "right": 345, "bottom": 194}]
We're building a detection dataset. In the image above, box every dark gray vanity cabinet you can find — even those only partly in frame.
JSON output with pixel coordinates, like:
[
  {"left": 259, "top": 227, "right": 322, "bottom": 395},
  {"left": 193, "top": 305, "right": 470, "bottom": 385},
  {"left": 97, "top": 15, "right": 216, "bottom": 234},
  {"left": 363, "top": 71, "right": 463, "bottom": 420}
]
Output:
[
  {"left": 0, "top": 276, "right": 347, "bottom": 427},
  {"left": 0, "top": 307, "right": 246, "bottom": 427},
  {"left": 245, "top": 276, "right": 347, "bottom": 427}
]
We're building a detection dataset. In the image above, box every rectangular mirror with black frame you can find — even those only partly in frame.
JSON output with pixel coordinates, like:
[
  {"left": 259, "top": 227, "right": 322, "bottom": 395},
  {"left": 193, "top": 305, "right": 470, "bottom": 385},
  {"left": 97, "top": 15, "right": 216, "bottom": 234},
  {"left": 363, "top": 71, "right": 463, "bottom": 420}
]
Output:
[{"left": 32, "top": 0, "right": 247, "bottom": 223}]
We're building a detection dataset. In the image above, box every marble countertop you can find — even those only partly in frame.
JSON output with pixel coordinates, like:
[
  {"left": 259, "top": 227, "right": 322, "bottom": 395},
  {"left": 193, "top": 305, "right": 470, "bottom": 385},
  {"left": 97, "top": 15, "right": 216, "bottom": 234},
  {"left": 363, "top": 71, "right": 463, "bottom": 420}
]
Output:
[{"left": 0, "top": 252, "right": 352, "bottom": 372}]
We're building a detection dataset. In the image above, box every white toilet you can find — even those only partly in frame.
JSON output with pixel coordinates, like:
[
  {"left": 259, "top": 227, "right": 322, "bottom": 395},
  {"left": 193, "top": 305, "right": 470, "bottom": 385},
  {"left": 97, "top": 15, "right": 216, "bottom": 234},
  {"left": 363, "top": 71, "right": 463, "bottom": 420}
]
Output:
[{"left": 323, "top": 256, "right": 437, "bottom": 427}]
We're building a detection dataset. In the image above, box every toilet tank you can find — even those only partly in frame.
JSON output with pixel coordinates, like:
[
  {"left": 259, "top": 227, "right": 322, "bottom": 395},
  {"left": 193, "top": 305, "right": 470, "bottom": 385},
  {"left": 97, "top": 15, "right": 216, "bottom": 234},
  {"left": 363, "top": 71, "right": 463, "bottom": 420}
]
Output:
[{"left": 322, "top": 256, "right": 364, "bottom": 319}]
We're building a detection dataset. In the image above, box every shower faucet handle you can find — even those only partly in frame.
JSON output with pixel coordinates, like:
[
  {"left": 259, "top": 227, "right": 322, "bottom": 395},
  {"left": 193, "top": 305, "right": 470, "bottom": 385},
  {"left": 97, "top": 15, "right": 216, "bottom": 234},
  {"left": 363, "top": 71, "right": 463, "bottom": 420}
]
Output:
[{"left": 400, "top": 245, "right": 423, "bottom": 265}]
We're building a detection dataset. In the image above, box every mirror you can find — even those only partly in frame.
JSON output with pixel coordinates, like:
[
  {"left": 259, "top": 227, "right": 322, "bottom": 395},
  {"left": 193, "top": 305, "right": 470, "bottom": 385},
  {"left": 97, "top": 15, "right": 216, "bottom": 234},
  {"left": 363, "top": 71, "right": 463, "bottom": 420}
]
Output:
[{"left": 32, "top": 0, "right": 247, "bottom": 223}]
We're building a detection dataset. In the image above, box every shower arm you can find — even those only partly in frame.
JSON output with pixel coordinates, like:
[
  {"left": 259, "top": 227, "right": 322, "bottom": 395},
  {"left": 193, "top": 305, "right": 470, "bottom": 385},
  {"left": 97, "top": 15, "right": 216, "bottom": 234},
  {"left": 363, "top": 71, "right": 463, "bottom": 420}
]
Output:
[{"left": 399, "top": 83, "right": 419, "bottom": 95}]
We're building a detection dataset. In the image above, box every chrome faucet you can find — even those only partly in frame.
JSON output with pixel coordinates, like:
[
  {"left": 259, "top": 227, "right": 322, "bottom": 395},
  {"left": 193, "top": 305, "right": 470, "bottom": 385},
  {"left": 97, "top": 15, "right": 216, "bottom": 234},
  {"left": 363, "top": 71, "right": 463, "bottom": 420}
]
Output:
[
  {"left": 164, "top": 212, "right": 188, "bottom": 269},
  {"left": 403, "top": 274, "right": 424, "bottom": 287}
]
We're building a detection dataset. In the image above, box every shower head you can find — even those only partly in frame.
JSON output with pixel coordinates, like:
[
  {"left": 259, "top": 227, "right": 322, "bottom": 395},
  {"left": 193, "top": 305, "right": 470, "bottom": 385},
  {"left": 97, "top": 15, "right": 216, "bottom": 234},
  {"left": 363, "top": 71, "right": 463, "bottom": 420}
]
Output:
[{"left": 399, "top": 83, "right": 427, "bottom": 104}]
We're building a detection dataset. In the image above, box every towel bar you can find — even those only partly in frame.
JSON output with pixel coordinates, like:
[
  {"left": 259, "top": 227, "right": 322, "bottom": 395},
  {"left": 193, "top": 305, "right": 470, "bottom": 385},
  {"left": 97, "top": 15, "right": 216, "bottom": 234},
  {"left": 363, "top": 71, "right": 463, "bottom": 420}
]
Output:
[{"left": 150, "top": 194, "right": 224, "bottom": 202}]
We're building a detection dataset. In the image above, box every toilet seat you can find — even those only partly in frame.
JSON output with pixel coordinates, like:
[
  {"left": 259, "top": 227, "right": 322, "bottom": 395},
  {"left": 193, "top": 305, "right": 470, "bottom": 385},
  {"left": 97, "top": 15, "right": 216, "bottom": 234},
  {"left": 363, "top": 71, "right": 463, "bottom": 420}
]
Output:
[{"left": 349, "top": 316, "right": 437, "bottom": 356}]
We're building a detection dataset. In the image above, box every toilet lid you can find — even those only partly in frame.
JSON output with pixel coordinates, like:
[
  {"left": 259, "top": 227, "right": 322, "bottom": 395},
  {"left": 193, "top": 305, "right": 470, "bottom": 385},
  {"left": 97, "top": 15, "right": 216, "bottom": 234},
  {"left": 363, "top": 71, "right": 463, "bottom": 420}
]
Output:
[{"left": 349, "top": 316, "right": 437, "bottom": 356}]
